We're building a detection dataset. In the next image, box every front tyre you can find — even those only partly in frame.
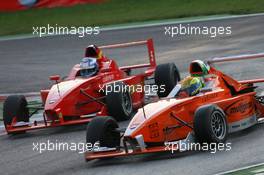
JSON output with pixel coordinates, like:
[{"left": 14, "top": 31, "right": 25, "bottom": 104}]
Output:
[
  {"left": 86, "top": 117, "right": 120, "bottom": 148},
  {"left": 3, "top": 95, "right": 29, "bottom": 126}
]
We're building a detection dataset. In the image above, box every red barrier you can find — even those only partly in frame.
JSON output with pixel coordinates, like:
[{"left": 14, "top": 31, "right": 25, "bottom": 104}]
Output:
[{"left": 0, "top": 0, "right": 102, "bottom": 12}]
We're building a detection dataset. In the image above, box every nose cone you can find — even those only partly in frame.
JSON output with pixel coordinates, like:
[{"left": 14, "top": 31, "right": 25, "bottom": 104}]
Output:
[
  {"left": 44, "top": 78, "right": 87, "bottom": 110},
  {"left": 125, "top": 98, "right": 183, "bottom": 137}
]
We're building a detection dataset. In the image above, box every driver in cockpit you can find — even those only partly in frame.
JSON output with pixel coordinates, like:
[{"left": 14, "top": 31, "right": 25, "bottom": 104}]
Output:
[{"left": 178, "top": 60, "right": 211, "bottom": 97}]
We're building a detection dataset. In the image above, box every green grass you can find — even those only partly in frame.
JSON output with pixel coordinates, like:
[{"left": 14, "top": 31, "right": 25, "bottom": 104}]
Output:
[
  {"left": 226, "top": 164, "right": 264, "bottom": 175},
  {"left": 0, "top": 0, "right": 264, "bottom": 36}
]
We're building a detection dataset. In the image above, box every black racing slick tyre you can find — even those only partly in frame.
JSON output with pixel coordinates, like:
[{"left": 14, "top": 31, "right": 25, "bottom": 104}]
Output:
[
  {"left": 105, "top": 81, "right": 133, "bottom": 121},
  {"left": 154, "top": 63, "right": 180, "bottom": 97},
  {"left": 194, "top": 105, "right": 228, "bottom": 143},
  {"left": 3, "top": 95, "right": 29, "bottom": 126},
  {"left": 86, "top": 117, "right": 120, "bottom": 148}
]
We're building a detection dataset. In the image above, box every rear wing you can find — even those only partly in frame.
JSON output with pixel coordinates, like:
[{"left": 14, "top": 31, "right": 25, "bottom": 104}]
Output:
[
  {"left": 208, "top": 53, "right": 264, "bottom": 84},
  {"left": 99, "top": 39, "right": 156, "bottom": 71}
]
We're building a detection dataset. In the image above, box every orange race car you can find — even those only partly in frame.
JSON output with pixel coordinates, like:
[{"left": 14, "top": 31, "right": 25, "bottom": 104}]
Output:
[{"left": 85, "top": 52, "right": 264, "bottom": 161}]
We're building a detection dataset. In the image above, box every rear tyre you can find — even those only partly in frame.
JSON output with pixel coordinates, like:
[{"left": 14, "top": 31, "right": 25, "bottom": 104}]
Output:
[
  {"left": 154, "top": 63, "right": 180, "bottom": 97},
  {"left": 105, "top": 81, "right": 133, "bottom": 121},
  {"left": 194, "top": 105, "right": 228, "bottom": 143},
  {"left": 86, "top": 117, "right": 120, "bottom": 148},
  {"left": 3, "top": 95, "right": 29, "bottom": 126}
]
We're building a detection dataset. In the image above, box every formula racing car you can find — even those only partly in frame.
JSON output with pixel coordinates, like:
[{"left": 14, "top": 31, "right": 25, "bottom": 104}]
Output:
[
  {"left": 85, "top": 52, "right": 264, "bottom": 161},
  {"left": 3, "top": 39, "right": 180, "bottom": 134}
]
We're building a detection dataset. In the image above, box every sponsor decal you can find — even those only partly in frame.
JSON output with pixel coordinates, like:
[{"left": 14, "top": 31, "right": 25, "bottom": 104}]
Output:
[
  {"left": 201, "top": 93, "right": 218, "bottom": 102},
  {"left": 102, "top": 74, "right": 114, "bottom": 83},
  {"left": 149, "top": 122, "right": 159, "bottom": 138},
  {"left": 228, "top": 115, "right": 257, "bottom": 132},
  {"left": 230, "top": 102, "right": 253, "bottom": 113},
  {"left": 129, "top": 123, "right": 140, "bottom": 130},
  {"left": 225, "top": 100, "right": 253, "bottom": 115}
]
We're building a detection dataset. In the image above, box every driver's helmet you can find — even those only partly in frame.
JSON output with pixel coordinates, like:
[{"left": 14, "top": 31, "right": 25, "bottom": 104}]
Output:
[
  {"left": 80, "top": 57, "right": 98, "bottom": 77},
  {"left": 181, "top": 76, "right": 203, "bottom": 96},
  {"left": 85, "top": 45, "right": 103, "bottom": 59},
  {"left": 189, "top": 60, "right": 210, "bottom": 77}
]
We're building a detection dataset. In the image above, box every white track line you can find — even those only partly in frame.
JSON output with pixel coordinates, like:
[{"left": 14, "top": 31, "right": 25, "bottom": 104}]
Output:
[
  {"left": 216, "top": 162, "right": 264, "bottom": 175},
  {"left": 0, "top": 92, "right": 39, "bottom": 101}
]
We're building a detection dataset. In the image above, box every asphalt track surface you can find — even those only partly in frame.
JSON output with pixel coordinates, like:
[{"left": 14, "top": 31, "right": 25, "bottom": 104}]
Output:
[{"left": 0, "top": 15, "right": 264, "bottom": 175}]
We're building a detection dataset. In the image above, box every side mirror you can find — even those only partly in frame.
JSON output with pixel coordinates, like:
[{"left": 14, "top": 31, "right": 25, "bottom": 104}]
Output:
[{"left": 49, "top": 75, "right": 60, "bottom": 82}]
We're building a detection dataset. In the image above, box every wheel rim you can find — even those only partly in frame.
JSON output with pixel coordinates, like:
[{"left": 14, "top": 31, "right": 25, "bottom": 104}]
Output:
[
  {"left": 121, "top": 91, "right": 132, "bottom": 115},
  {"left": 211, "top": 111, "right": 226, "bottom": 140}
]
